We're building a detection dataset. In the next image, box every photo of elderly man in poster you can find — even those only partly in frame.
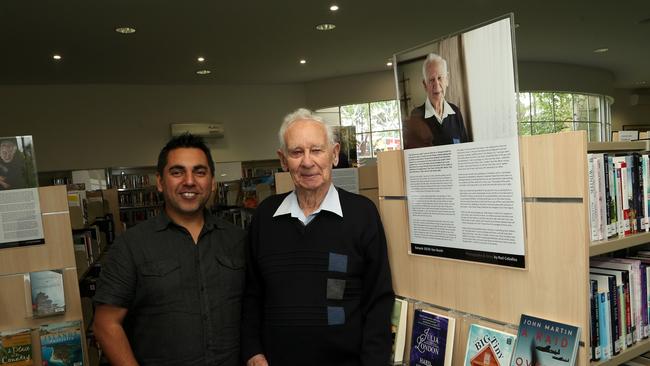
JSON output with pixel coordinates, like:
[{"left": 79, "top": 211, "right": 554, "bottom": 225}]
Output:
[{"left": 0, "top": 136, "right": 38, "bottom": 190}]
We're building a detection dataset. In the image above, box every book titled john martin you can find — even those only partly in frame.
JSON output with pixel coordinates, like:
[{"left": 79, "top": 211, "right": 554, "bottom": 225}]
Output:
[
  {"left": 510, "top": 314, "right": 581, "bottom": 366},
  {"left": 410, "top": 309, "right": 455, "bottom": 366}
]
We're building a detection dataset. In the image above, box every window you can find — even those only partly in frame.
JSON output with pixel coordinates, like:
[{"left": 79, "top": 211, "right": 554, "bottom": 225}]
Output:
[
  {"left": 319, "top": 100, "right": 402, "bottom": 159},
  {"left": 517, "top": 92, "right": 613, "bottom": 142}
]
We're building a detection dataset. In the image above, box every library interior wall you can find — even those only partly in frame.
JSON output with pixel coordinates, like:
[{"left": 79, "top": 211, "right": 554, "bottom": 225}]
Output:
[{"left": 0, "top": 84, "right": 305, "bottom": 171}]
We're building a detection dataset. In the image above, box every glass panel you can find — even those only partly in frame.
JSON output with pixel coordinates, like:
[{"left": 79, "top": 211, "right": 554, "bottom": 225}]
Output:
[
  {"left": 556, "top": 122, "right": 573, "bottom": 132},
  {"left": 371, "top": 130, "right": 401, "bottom": 156},
  {"left": 518, "top": 122, "right": 532, "bottom": 136},
  {"left": 573, "top": 94, "right": 589, "bottom": 121},
  {"left": 369, "top": 100, "right": 400, "bottom": 131},
  {"left": 340, "top": 103, "right": 370, "bottom": 132},
  {"left": 531, "top": 92, "right": 555, "bottom": 122},
  {"left": 589, "top": 122, "right": 601, "bottom": 142},
  {"left": 553, "top": 93, "right": 573, "bottom": 121},
  {"left": 356, "top": 133, "right": 372, "bottom": 159},
  {"left": 531, "top": 121, "right": 560, "bottom": 135},
  {"left": 575, "top": 122, "right": 589, "bottom": 137},
  {"left": 589, "top": 95, "right": 601, "bottom": 122},
  {"left": 517, "top": 92, "right": 532, "bottom": 122}
]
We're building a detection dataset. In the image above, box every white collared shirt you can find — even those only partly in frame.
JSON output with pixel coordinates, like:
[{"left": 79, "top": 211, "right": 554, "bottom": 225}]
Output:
[
  {"left": 273, "top": 183, "right": 343, "bottom": 225},
  {"left": 424, "top": 97, "right": 456, "bottom": 124}
]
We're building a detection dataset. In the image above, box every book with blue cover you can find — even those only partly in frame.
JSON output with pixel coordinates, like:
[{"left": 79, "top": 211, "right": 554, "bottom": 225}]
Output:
[
  {"left": 510, "top": 314, "right": 581, "bottom": 366},
  {"left": 464, "top": 324, "right": 516, "bottom": 366},
  {"left": 409, "top": 309, "right": 455, "bottom": 366},
  {"left": 39, "top": 321, "right": 83, "bottom": 366}
]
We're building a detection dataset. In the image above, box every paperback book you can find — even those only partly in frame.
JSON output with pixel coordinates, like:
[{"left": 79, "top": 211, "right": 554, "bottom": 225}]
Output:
[
  {"left": 510, "top": 314, "right": 581, "bottom": 366},
  {"left": 0, "top": 328, "right": 33, "bottom": 365},
  {"left": 391, "top": 298, "right": 408, "bottom": 364},
  {"left": 410, "top": 309, "right": 455, "bottom": 366},
  {"left": 464, "top": 324, "right": 516, "bottom": 366},
  {"left": 30, "top": 270, "right": 65, "bottom": 318},
  {"left": 39, "top": 321, "right": 83, "bottom": 366}
]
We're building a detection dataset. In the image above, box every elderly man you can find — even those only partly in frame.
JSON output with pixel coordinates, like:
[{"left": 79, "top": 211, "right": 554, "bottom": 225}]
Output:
[
  {"left": 94, "top": 134, "right": 246, "bottom": 366},
  {"left": 404, "top": 52, "right": 469, "bottom": 148},
  {"left": 241, "top": 108, "right": 394, "bottom": 366}
]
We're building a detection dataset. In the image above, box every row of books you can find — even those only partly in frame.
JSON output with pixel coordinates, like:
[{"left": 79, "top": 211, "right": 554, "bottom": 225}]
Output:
[
  {"left": 0, "top": 321, "right": 83, "bottom": 365},
  {"left": 391, "top": 298, "right": 581, "bottom": 366},
  {"left": 588, "top": 153, "right": 650, "bottom": 242},
  {"left": 117, "top": 189, "right": 161, "bottom": 208},
  {"left": 589, "top": 253, "right": 650, "bottom": 362},
  {"left": 111, "top": 172, "right": 155, "bottom": 189}
]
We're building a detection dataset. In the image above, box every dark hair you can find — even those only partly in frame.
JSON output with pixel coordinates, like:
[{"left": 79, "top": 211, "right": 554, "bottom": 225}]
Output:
[{"left": 157, "top": 133, "right": 215, "bottom": 176}]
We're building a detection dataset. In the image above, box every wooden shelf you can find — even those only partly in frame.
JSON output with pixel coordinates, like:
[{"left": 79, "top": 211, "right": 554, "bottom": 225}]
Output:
[
  {"left": 592, "top": 338, "right": 650, "bottom": 366},
  {"left": 119, "top": 204, "right": 162, "bottom": 210},
  {"left": 587, "top": 140, "right": 650, "bottom": 152},
  {"left": 590, "top": 232, "right": 650, "bottom": 256}
]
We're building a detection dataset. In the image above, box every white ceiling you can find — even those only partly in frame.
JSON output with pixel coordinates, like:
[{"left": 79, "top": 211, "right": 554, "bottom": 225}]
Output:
[{"left": 1, "top": 0, "right": 648, "bottom": 88}]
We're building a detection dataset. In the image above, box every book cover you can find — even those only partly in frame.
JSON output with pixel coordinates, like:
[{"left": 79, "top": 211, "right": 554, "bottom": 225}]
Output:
[
  {"left": 29, "top": 270, "right": 65, "bottom": 318},
  {"left": 39, "top": 321, "right": 83, "bottom": 366},
  {"left": 0, "top": 328, "right": 33, "bottom": 366},
  {"left": 410, "top": 309, "right": 455, "bottom": 366},
  {"left": 510, "top": 314, "right": 581, "bottom": 366},
  {"left": 464, "top": 324, "right": 516, "bottom": 366},
  {"left": 391, "top": 298, "right": 408, "bottom": 364}
]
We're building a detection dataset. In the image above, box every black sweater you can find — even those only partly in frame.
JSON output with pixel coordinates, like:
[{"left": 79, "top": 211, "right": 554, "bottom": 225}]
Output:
[{"left": 241, "top": 188, "right": 394, "bottom": 366}]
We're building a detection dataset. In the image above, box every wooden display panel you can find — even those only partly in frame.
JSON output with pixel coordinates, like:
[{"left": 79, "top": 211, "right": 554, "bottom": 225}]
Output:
[
  {"left": 0, "top": 185, "right": 88, "bottom": 365},
  {"left": 378, "top": 131, "right": 591, "bottom": 366}
]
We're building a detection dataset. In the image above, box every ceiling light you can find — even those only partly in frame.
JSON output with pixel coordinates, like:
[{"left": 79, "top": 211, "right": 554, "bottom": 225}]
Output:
[
  {"left": 315, "top": 23, "right": 336, "bottom": 31},
  {"left": 386, "top": 61, "right": 393, "bottom": 67},
  {"left": 299, "top": 59, "right": 307, "bottom": 64},
  {"left": 330, "top": 5, "right": 339, "bottom": 11},
  {"left": 196, "top": 69, "right": 211, "bottom": 75},
  {"left": 115, "top": 27, "right": 136, "bottom": 34},
  {"left": 593, "top": 48, "right": 609, "bottom": 53},
  {"left": 197, "top": 57, "right": 205, "bottom": 62},
  {"left": 636, "top": 81, "right": 647, "bottom": 85},
  {"left": 52, "top": 54, "right": 62, "bottom": 60}
]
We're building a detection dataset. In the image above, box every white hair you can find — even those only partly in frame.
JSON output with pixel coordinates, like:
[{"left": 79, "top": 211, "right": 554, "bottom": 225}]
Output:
[
  {"left": 422, "top": 53, "right": 448, "bottom": 81},
  {"left": 278, "top": 108, "right": 335, "bottom": 151}
]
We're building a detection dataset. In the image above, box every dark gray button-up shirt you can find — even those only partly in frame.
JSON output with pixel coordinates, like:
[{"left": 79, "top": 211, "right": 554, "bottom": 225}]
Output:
[{"left": 94, "top": 211, "right": 246, "bottom": 366}]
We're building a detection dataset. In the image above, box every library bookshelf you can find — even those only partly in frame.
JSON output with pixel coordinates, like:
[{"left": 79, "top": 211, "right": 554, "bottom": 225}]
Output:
[
  {"left": 0, "top": 185, "right": 88, "bottom": 365},
  {"left": 376, "top": 131, "right": 650, "bottom": 366}
]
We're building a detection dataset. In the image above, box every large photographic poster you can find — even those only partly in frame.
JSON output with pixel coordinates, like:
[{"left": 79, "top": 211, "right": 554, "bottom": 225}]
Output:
[
  {"left": 395, "top": 16, "right": 526, "bottom": 268},
  {"left": 0, "top": 136, "right": 45, "bottom": 249}
]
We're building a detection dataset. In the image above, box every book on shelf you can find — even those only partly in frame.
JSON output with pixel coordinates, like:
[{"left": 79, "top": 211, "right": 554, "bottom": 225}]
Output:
[
  {"left": 589, "top": 279, "right": 602, "bottom": 361},
  {"left": 510, "top": 314, "right": 580, "bottom": 366},
  {"left": 589, "top": 272, "right": 622, "bottom": 356},
  {"left": 29, "top": 270, "right": 65, "bottom": 318},
  {"left": 591, "top": 257, "right": 649, "bottom": 342},
  {"left": 0, "top": 328, "right": 33, "bottom": 365},
  {"left": 409, "top": 309, "right": 455, "bottom": 366},
  {"left": 590, "top": 266, "right": 633, "bottom": 349},
  {"left": 463, "top": 324, "right": 516, "bottom": 366},
  {"left": 39, "top": 320, "right": 83, "bottom": 366},
  {"left": 391, "top": 297, "right": 408, "bottom": 364}
]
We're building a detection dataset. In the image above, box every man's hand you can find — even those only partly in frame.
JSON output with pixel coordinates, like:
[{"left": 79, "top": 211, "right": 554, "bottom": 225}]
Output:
[{"left": 247, "top": 353, "right": 269, "bottom": 366}]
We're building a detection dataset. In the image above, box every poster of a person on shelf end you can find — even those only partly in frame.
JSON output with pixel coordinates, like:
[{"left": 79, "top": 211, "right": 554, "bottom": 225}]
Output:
[
  {"left": 0, "top": 136, "right": 45, "bottom": 250},
  {"left": 394, "top": 15, "right": 526, "bottom": 268}
]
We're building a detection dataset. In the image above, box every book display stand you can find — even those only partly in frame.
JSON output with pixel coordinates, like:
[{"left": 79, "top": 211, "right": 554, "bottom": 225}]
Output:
[
  {"left": 378, "top": 131, "right": 598, "bottom": 365},
  {"left": 0, "top": 185, "right": 88, "bottom": 365}
]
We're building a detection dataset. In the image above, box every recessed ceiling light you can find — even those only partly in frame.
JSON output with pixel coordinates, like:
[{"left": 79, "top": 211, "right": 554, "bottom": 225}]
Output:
[
  {"left": 52, "top": 54, "right": 62, "bottom": 60},
  {"left": 196, "top": 69, "right": 211, "bottom": 75},
  {"left": 115, "top": 27, "right": 136, "bottom": 34},
  {"left": 386, "top": 61, "right": 393, "bottom": 67},
  {"left": 330, "top": 4, "right": 339, "bottom": 11},
  {"left": 197, "top": 57, "right": 205, "bottom": 62},
  {"left": 315, "top": 23, "right": 336, "bottom": 31},
  {"left": 636, "top": 81, "right": 647, "bottom": 85},
  {"left": 593, "top": 48, "right": 609, "bottom": 53},
  {"left": 299, "top": 59, "right": 307, "bottom": 64}
]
